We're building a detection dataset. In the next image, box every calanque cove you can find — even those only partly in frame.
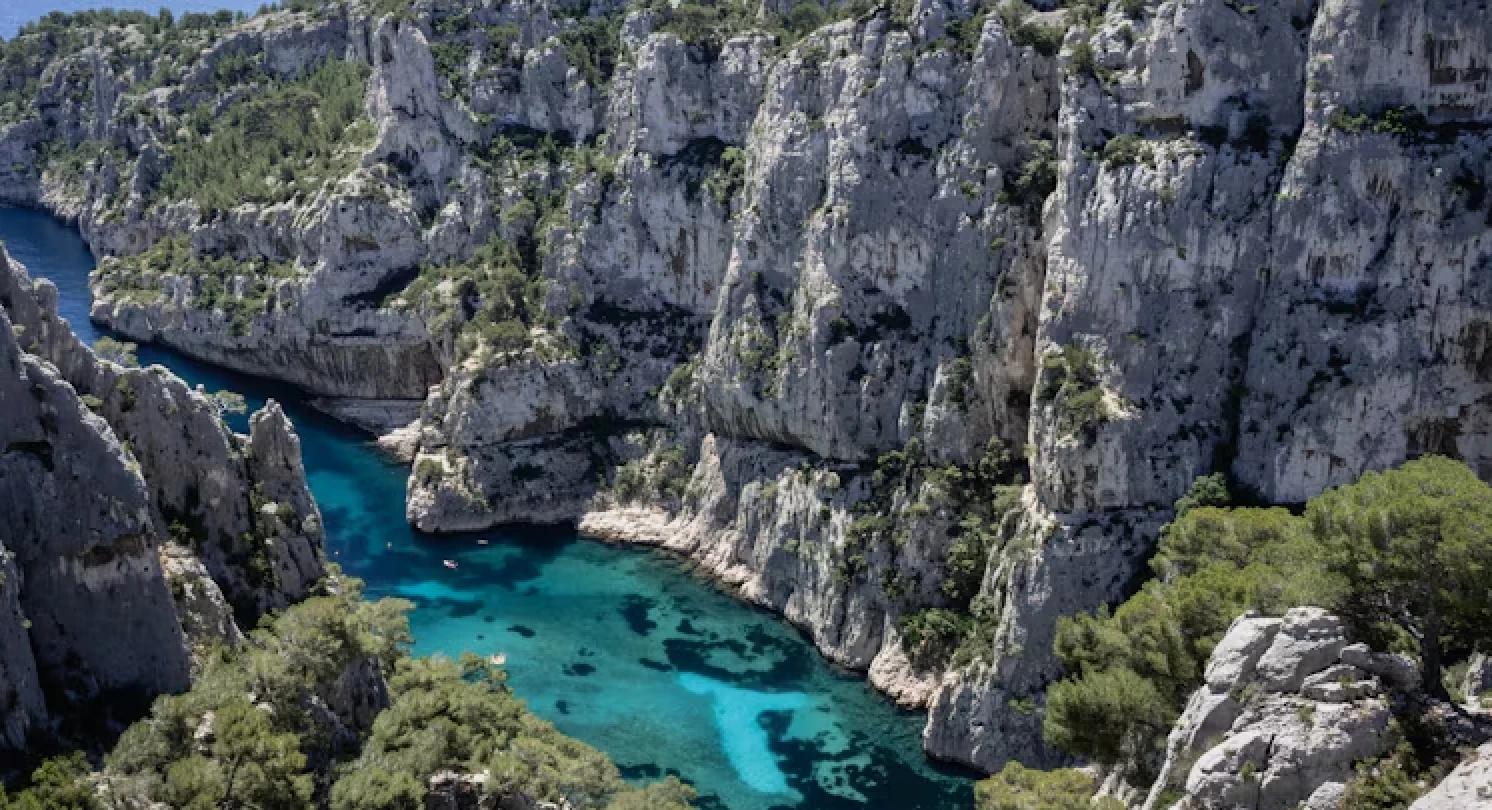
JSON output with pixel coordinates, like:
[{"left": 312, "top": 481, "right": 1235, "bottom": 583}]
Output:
[{"left": 1, "top": 0, "right": 1491, "bottom": 807}]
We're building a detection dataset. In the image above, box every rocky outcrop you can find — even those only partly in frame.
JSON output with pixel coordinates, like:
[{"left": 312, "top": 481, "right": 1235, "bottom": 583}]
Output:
[
  {"left": 0, "top": 237, "right": 328, "bottom": 756},
  {"left": 578, "top": 432, "right": 958, "bottom": 703},
  {"left": 5, "top": 0, "right": 1492, "bottom": 773},
  {"left": 1409, "top": 742, "right": 1492, "bottom": 810},
  {"left": 0, "top": 532, "right": 46, "bottom": 754},
  {"left": 425, "top": 769, "right": 574, "bottom": 810},
  {"left": 0, "top": 303, "right": 191, "bottom": 750},
  {"left": 395, "top": 0, "right": 1492, "bottom": 771},
  {"left": 1140, "top": 609, "right": 1401, "bottom": 810},
  {"left": 2, "top": 246, "right": 326, "bottom": 621},
  {"left": 1462, "top": 653, "right": 1492, "bottom": 707},
  {"left": 923, "top": 501, "right": 1161, "bottom": 768},
  {"left": 159, "top": 543, "right": 245, "bottom": 664}
]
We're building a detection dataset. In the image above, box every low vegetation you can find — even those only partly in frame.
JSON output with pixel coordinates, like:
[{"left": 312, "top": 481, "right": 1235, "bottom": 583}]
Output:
[
  {"left": 390, "top": 237, "right": 551, "bottom": 363},
  {"left": 96, "top": 236, "right": 298, "bottom": 336},
  {"left": 611, "top": 446, "right": 692, "bottom": 505},
  {"left": 1037, "top": 456, "right": 1492, "bottom": 794},
  {"left": 1037, "top": 344, "right": 1110, "bottom": 437},
  {"left": 155, "top": 58, "right": 374, "bottom": 216},
  {"left": 331, "top": 655, "right": 696, "bottom": 810},
  {"left": 0, "top": 570, "right": 697, "bottom": 809},
  {"left": 975, "top": 763, "right": 1124, "bottom": 810}
]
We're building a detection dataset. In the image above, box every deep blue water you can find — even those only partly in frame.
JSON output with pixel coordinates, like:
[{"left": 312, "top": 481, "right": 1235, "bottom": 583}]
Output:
[
  {"left": 1, "top": 0, "right": 264, "bottom": 39},
  {"left": 0, "top": 206, "right": 975, "bottom": 808}
]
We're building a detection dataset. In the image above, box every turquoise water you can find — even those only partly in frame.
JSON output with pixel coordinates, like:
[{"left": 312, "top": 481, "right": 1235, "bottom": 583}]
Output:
[{"left": 0, "top": 207, "right": 976, "bottom": 809}]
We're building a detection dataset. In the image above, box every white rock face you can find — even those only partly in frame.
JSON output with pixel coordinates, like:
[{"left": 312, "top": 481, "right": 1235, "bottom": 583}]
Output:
[
  {"left": 2, "top": 253, "right": 327, "bottom": 619},
  {"left": 578, "top": 432, "right": 956, "bottom": 703},
  {"left": 1142, "top": 610, "right": 1396, "bottom": 810},
  {"left": 923, "top": 500, "right": 1162, "bottom": 768},
  {"left": 0, "top": 303, "right": 191, "bottom": 737},
  {"left": 0, "top": 240, "right": 328, "bottom": 754},
  {"left": 1409, "top": 742, "right": 1492, "bottom": 810}
]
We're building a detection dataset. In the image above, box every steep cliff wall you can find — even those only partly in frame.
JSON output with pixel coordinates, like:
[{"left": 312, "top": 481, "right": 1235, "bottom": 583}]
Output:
[
  {"left": 0, "top": 302, "right": 190, "bottom": 755},
  {"left": 0, "top": 240, "right": 327, "bottom": 756},
  {"left": 2, "top": 0, "right": 1489, "bottom": 775},
  {"left": 1, "top": 249, "right": 326, "bottom": 621}
]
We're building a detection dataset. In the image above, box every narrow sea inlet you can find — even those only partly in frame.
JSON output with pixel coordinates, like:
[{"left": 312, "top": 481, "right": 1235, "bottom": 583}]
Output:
[{"left": 0, "top": 206, "right": 973, "bottom": 810}]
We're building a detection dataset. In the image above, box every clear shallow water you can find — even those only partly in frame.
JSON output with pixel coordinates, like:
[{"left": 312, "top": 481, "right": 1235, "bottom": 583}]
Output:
[
  {"left": 0, "top": 207, "right": 976, "bottom": 809},
  {"left": 1, "top": 0, "right": 264, "bottom": 39}
]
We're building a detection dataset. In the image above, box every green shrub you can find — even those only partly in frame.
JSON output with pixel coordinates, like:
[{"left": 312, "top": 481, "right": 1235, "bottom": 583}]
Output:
[
  {"left": 106, "top": 575, "right": 415, "bottom": 804},
  {"left": 704, "top": 146, "right": 747, "bottom": 206},
  {"left": 1003, "top": 138, "right": 1057, "bottom": 217},
  {"left": 1101, "top": 134, "right": 1151, "bottom": 168},
  {"left": 1329, "top": 105, "right": 1430, "bottom": 146},
  {"left": 999, "top": 1, "right": 1064, "bottom": 56},
  {"left": 1172, "top": 472, "right": 1230, "bottom": 516},
  {"left": 94, "top": 336, "right": 139, "bottom": 367},
  {"left": 610, "top": 447, "right": 692, "bottom": 504},
  {"left": 975, "top": 762, "right": 1125, "bottom": 810},
  {"left": 1038, "top": 345, "right": 1109, "bottom": 436},
  {"left": 156, "top": 58, "right": 374, "bottom": 215},
  {"left": 0, "top": 752, "right": 100, "bottom": 810},
  {"left": 945, "top": 356, "right": 975, "bottom": 407},
  {"left": 898, "top": 608, "right": 972, "bottom": 660},
  {"left": 651, "top": 0, "right": 754, "bottom": 58},
  {"left": 1339, "top": 742, "right": 1428, "bottom": 810},
  {"left": 393, "top": 238, "right": 548, "bottom": 362},
  {"left": 560, "top": 12, "right": 624, "bottom": 87},
  {"left": 947, "top": 12, "right": 987, "bottom": 57},
  {"left": 1046, "top": 504, "right": 1330, "bottom": 764},
  {"left": 1067, "top": 40, "right": 1095, "bottom": 78},
  {"left": 1045, "top": 665, "right": 1172, "bottom": 765}
]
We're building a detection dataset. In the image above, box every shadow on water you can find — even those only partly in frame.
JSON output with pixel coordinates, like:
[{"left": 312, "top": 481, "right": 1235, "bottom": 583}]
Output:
[{"left": 0, "top": 205, "right": 978, "bottom": 810}]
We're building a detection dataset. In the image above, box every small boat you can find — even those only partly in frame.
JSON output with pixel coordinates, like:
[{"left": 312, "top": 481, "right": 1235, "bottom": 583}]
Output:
[
  {"left": 477, "top": 538, "right": 489, "bottom": 546},
  {"left": 443, "top": 559, "right": 458, "bottom": 570}
]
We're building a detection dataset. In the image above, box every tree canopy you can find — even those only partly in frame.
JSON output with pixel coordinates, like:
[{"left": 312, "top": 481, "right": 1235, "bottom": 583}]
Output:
[
  {"left": 1044, "top": 456, "right": 1492, "bottom": 772},
  {"left": 1309, "top": 455, "right": 1492, "bottom": 694}
]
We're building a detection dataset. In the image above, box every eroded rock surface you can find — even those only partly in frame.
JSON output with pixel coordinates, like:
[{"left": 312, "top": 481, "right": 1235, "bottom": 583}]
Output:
[
  {"left": 0, "top": 241, "right": 326, "bottom": 756},
  {"left": 1141, "top": 609, "right": 1399, "bottom": 810}
]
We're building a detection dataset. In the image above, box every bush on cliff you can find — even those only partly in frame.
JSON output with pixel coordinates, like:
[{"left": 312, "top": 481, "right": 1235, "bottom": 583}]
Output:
[
  {"left": 94, "top": 568, "right": 695, "bottom": 810},
  {"left": 104, "top": 572, "right": 413, "bottom": 804},
  {"left": 331, "top": 654, "right": 696, "bottom": 810},
  {"left": 0, "top": 753, "right": 99, "bottom": 810},
  {"left": 156, "top": 57, "right": 373, "bottom": 216},
  {"left": 974, "top": 762, "right": 1123, "bottom": 810},
  {"left": 1044, "top": 456, "right": 1492, "bottom": 772}
]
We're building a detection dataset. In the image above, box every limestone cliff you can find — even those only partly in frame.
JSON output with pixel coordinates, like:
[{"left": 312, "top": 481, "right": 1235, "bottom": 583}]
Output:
[
  {"left": 0, "top": 240, "right": 327, "bottom": 757},
  {"left": 1138, "top": 609, "right": 1405, "bottom": 810},
  {"left": 0, "top": 300, "right": 189, "bottom": 756},
  {"left": 3, "top": 0, "right": 1490, "bottom": 774}
]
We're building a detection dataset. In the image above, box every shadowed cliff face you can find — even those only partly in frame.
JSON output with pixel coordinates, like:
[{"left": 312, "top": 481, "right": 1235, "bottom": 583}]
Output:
[
  {"left": 2, "top": 0, "right": 1489, "bottom": 774},
  {"left": 0, "top": 238, "right": 326, "bottom": 757}
]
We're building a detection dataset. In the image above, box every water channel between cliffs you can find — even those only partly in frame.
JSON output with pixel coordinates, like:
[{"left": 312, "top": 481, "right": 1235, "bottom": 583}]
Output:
[{"left": 0, "top": 207, "right": 975, "bottom": 810}]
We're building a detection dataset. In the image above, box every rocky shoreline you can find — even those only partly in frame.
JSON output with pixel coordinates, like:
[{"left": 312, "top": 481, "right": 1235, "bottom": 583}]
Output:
[{"left": 2, "top": 0, "right": 1490, "bottom": 784}]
